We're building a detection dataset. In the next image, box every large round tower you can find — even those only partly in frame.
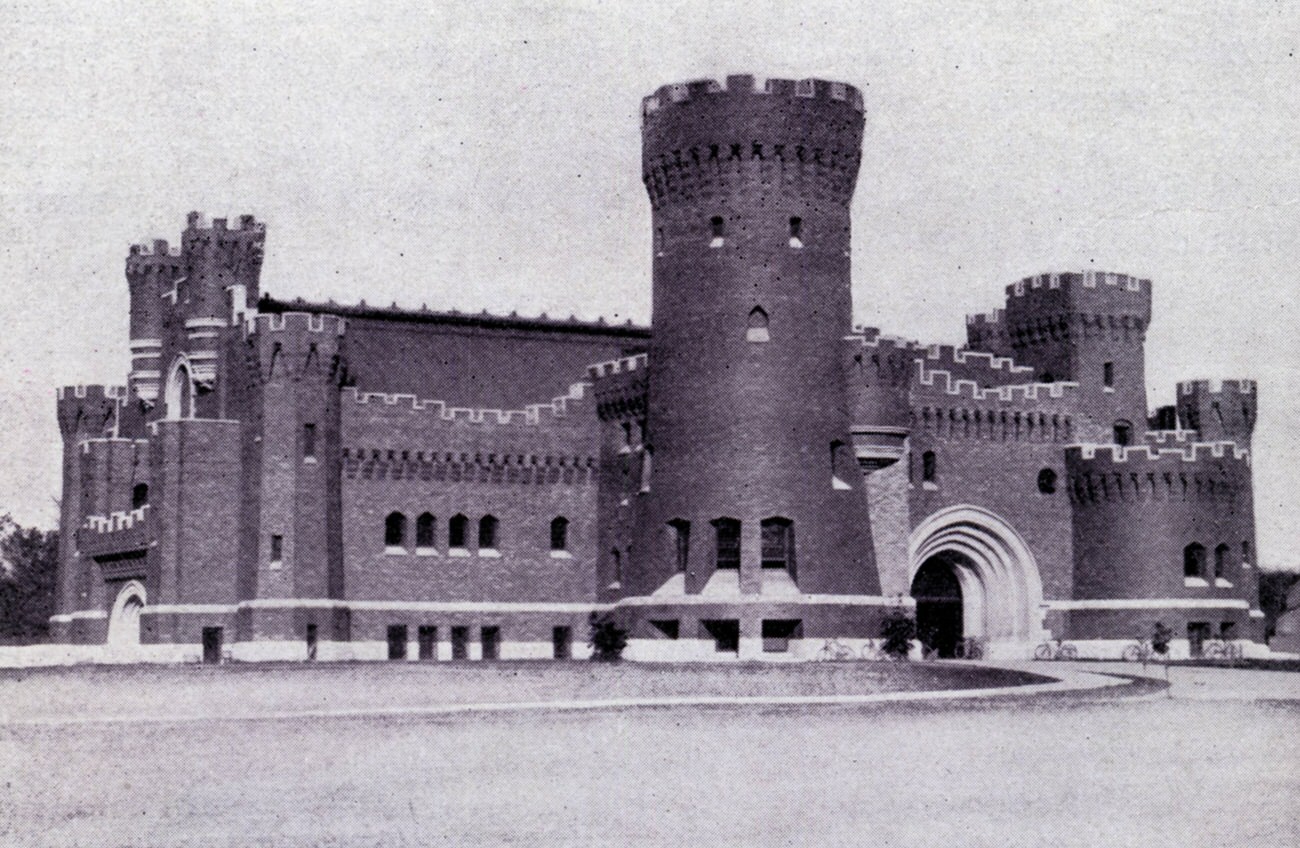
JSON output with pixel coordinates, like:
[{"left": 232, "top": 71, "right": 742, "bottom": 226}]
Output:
[{"left": 622, "top": 75, "right": 887, "bottom": 658}]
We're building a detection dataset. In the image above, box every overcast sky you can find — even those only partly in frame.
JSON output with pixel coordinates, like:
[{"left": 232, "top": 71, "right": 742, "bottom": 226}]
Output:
[{"left": 1, "top": 1, "right": 1296, "bottom": 566}]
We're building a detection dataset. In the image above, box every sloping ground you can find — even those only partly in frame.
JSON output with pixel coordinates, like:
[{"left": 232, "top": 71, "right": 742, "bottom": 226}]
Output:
[{"left": 0, "top": 661, "right": 1049, "bottom": 725}]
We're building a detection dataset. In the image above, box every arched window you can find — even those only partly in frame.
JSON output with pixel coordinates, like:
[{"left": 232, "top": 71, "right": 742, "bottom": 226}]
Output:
[
  {"left": 1184, "top": 543, "right": 1206, "bottom": 579},
  {"left": 713, "top": 518, "right": 741, "bottom": 570},
  {"left": 922, "top": 450, "right": 937, "bottom": 483},
  {"left": 710, "top": 215, "right": 725, "bottom": 248},
  {"left": 384, "top": 512, "right": 407, "bottom": 549},
  {"left": 449, "top": 514, "right": 468, "bottom": 550},
  {"left": 747, "top": 306, "right": 770, "bottom": 343},
  {"left": 1037, "top": 468, "right": 1057, "bottom": 494},
  {"left": 165, "top": 358, "right": 195, "bottom": 420},
  {"left": 550, "top": 517, "right": 569, "bottom": 552},
  {"left": 788, "top": 216, "right": 804, "bottom": 248},
  {"left": 1113, "top": 421, "right": 1133, "bottom": 447},
  {"left": 131, "top": 483, "right": 149, "bottom": 509},
  {"left": 668, "top": 519, "right": 690, "bottom": 573},
  {"left": 478, "top": 515, "right": 498, "bottom": 550},
  {"left": 1242, "top": 540, "right": 1251, "bottom": 565},
  {"left": 611, "top": 548, "right": 622, "bottom": 584},
  {"left": 1214, "top": 543, "right": 1229, "bottom": 579},
  {"left": 760, "top": 517, "right": 794, "bottom": 573},
  {"left": 416, "top": 513, "right": 436, "bottom": 549}
]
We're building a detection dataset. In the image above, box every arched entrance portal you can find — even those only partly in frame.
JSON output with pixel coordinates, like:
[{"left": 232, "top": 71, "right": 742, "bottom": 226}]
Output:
[
  {"left": 107, "top": 580, "right": 146, "bottom": 649},
  {"left": 911, "top": 553, "right": 967, "bottom": 658},
  {"left": 909, "top": 505, "right": 1048, "bottom": 658}
]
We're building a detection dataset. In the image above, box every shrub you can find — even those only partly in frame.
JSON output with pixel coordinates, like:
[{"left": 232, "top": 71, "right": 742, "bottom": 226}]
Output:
[
  {"left": 588, "top": 612, "right": 628, "bottom": 662},
  {"left": 879, "top": 610, "right": 917, "bottom": 660}
]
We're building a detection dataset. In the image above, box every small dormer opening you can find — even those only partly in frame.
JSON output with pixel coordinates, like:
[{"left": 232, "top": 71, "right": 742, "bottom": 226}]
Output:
[
  {"left": 789, "top": 216, "right": 803, "bottom": 248},
  {"left": 747, "top": 306, "right": 770, "bottom": 343},
  {"left": 710, "top": 216, "right": 725, "bottom": 248}
]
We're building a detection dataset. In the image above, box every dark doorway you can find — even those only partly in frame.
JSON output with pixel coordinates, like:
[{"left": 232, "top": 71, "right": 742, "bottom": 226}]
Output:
[
  {"left": 481, "top": 626, "right": 500, "bottom": 661},
  {"left": 202, "top": 627, "right": 223, "bottom": 664},
  {"left": 451, "top": 626, "right": 469, "bottom": 660},
  {"left": 911, "top": 554, "right": 964, "bottom": 658},
  {"left": 552, "top": 626, "right": 572, "bottom": 660},
  {"left": 305, "top": 623, "right": 318, "bottom": 661},
  {"left": 418, "top": 626, "right": 437, "bottom": 661},
  {"left": 387, "top": 625, "right": 408, "bottom": 660}
]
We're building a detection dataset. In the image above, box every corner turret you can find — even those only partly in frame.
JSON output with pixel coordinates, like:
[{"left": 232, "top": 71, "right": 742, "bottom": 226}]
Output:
[{"left": 1177, "top": 379, "right": 1257, "bottom": 447}]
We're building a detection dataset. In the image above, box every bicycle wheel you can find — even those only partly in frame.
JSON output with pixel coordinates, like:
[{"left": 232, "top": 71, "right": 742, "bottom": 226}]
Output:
[
  {"left": 1122, "top": 644, "right": 1141, "bottom": 662},
  {"left": 1059, "top": 644, "right": 1078, "bottom": 661},
  {"left": 1034, "top": 643, "right": 1052, "bottom": 661},
  {"left": 1204, "top": 642, "right": 1224, "bottom": 660}
]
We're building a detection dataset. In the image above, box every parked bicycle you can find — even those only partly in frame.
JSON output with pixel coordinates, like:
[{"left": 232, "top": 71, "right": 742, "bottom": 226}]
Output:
[
  {"left": 1033, "top": 639, "right": 1078, "bottom": 661},
  {"left": 1201, "top": 639, "right": 1245, "bottom": 662},
  {"left": 1122, "top": 639, "right": 1156, "bottom": 663},
  {"left": 814, "top": 638, "right": 855, "bottom": 661},
  {"left": 955, "top": 637, "right": 985, "bottom": 660}
]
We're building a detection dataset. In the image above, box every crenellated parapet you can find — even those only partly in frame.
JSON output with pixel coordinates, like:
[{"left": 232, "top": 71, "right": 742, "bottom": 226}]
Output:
[
  {"left": 250, "top": 311, "right": 347, "bottom": 383},
  {"left": 1176, "top": 379, "right": 1257, "bottom": 444},
  {"left": 56, "top": 385, "right": 128, "bottom": 442},
  {"left": 344, "top": 382, "right": 593, "bottom": 428},
  {"left": 1066, "top": 441, "right": 1251, "bottom": 506},
  {"left": 342, "top": 447, "right": 599, "bottom": 487},
  {"left": 641, "top": 74, "right": 865, "bottom": 211},
  {"left": 588, "top": 354, "right": 649, "bottom": 421}
]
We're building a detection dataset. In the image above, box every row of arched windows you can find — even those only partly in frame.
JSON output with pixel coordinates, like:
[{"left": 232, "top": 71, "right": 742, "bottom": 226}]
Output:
[
  {"left": 383, "top": 512, "right": 568, "bottom": 554},
  {"left": 1183, "top": 541, "right": 1251, "bottom": 582},
  {"left": 666, "top": 517, "right": 795, "bottom": 573}
]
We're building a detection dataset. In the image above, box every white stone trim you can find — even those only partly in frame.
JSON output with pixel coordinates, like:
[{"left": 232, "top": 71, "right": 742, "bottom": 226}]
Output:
[
  {"left": 1215, "top": 578, "right": 1234, "bottom": 588},
  {"left": 478, "top": 548, "right": 501, "bottom": 558},
  {"left": 1184, "top": 576, "right": 1209, "bottom": 588},
  {"left": 238, "top": 598, "right": 608, "bottom": 614},
  {"left": 448, "top": 548, "right": 471, "bottom": 557},
  {"left": 1044, "top": 598, "right": 1251, "bottom": 611},
  {"left": 549, "top": 550, "right": 573, "bottom": 559},
  {"left": 49, "top": 610, "right": 108, "bottom": 623},
  {"left": 184, "top": 317, "right": 228, "bottom": 330},
  {"left": 615, "top": 593, "right": 914, "bottom": 608},
  {"left": 142, "top": 603, "right": 239, "bottom": 615}
]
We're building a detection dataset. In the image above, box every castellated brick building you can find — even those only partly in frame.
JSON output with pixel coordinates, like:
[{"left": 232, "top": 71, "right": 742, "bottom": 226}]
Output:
[{"left": 51, "top": 75, "right": 1265, "bottom": 663}]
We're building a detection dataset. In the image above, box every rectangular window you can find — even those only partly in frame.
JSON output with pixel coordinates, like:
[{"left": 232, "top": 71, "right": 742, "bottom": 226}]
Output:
[
  {"left": 1103, "top": 362, "right": 1114, "bottom": 388},
  {"left": 201, "top": 627, "right": 223, "bottom": 664},
  {"left": 451, "top": 626, "right": 469, "bottom": 660},
  {"left": 303, "top": 423, "right": 316, "bottom": 458},
  {"left": 761, "top": 519, "right": 793, "bottom": 569},
  {"left": 701, "top": 619, "right": 740, "bottom": 654},
  {"left": 762, "top": 619, "right": 802, "bottom": 653},
  {"left": 386, "top": 625, "right": 408, "bottom": 660},
  {"left": 270, "top": 534, "right": 283, "bottom": 564},
  {"left": 418, "top": 626, "right": 437, "bottom": 661},
  {"left": 481, "top": 626, "right": 500, "bottom": 661},
  {"left": 714, "top": 519, "right": 741, "bottom": 570},
  {"left": 650, "top": 619, "right": 680, "bottom": 640}
]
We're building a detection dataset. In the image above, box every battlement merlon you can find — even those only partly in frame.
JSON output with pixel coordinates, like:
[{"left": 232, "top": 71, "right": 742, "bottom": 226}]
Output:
[
  {"left": 251, "top": 311, "right": 348, "bottom": 337},
  {"left": 642, "top": 75, "right": 865, "bottom": 121},
  {"left": 1066, "top": 440, "right": 1251, "bottom": 467},
  {"left": 1175, "top": 378, "right": 1258, "bottom": 439},
  {"left": 56, "top": 385, "right": 127, "bottom": 439},
  {"left": 1000, "top": 271, "right": 1153, "bottom": 324},
  {"left": 343, "top": 382, "right": 594, "bottom": 428}
]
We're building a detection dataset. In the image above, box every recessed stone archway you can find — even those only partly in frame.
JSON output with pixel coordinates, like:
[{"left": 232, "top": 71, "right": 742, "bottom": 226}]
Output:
[
  {"left": 164, "top": 356, "right": 194, "bottom": 420},
  {"left": 909, "top": 505, "right": 1047, "bottom": 656},
  {"left": 107, "top": 580, "right": 147, "bottom": 649}
]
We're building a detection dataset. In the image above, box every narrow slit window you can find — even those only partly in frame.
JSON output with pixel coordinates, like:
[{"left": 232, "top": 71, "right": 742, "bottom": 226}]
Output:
[
  {"left": 270, "top": 534, "right": 283, "bottom": 563},
  {"left": 449, "top": 514, "right": 468, "bottom": 549},
  {"left": 789, "top": 216, "right": 803, "bottom": 248},
  {"left": 550, "top": 517, "right": 569, "bottom": 552},
  {"left": 478, "top": 515, "right": 498, "bottom": 550},
  {"left": 747, "top": 306, "right": 770, "bottom": 343},
  {"left": 1214, "top": 543, "right": 1229, "bottom": 579},
  {"left": 131, "top": 483, "right": 149, "bottom": 509},
  {"left": 922, "top": 450, "right": 937, "bottom": 483},
  {"left": 384, "top": 512, "right": 406, "bottom": 548},
  {"left": 303, "top": 422, "right": 316, "bottom": 458},
  {"left": 1103, "top": 361, "right": 1114, "bottom": 388},
  {"left": 669, "top": 519, "right": 690, "bottom": 573},
  {"left": 416, "top": 513, "right": 435, "bottom": 549},
  {"left": 710, "top": 216, "right": 725, "bottom": 248}
]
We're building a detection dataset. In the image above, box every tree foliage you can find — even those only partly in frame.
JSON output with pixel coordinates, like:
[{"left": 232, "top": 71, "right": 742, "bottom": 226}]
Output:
[
  {"left": 879, "top": 609, "right": 917, "bottom": 660},
  {"left": 1259, "top": 571, "right": 1300, "bottom": 641},
  {"left": 587, "top": 611, "right": 628, "bottom": 662},
  {"left": 0, "top": 515, "right": 59, "bottom": 643}
]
